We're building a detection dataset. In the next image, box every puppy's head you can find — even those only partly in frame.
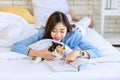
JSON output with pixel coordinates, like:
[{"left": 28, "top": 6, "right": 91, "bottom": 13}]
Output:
[{"left": 55, "top": 45, "right": 65, "bottom": 55}]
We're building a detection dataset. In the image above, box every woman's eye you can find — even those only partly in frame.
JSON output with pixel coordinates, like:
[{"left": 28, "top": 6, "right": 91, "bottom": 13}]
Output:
[
  {"left": 52, "top": 30, "right": 57, "bottom": 32},
  {"left": 61, "top": 31, "right": 65, "bottom": 33}
]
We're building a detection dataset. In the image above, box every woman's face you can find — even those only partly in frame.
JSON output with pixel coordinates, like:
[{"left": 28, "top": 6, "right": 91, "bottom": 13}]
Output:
[{"left": 51, "top": 22, "right": 67, "bottom": 41}]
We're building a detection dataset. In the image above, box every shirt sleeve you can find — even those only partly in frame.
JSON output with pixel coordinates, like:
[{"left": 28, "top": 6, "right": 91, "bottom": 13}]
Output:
[
  {"left": 77, "top": 39, "right": 101, "bottom": 58},
  {"left": 11, "top": 29, "right": 45, "bottom": 55},
  {"left": 62, "top": 29, "right": 101, "bottom": 58}
]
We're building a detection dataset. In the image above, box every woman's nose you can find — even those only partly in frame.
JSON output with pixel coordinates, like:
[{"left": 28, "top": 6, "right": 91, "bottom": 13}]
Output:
[{"left": 56, "top": 32, "right": 61, "bottom": 37}]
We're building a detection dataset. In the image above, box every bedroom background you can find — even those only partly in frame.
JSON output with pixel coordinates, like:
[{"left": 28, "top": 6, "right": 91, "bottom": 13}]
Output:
[{"left": 0, "top": 0, "right": 120, "bottom": 50}]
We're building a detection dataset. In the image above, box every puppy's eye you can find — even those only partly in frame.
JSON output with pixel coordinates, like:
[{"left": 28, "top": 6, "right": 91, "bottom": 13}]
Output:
[{"left": 63, "top": 46, "right": 65, "bottom": 49}]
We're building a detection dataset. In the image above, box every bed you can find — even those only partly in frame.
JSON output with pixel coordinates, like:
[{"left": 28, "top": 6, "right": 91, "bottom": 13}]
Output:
[{"left": 0, "top": 0, "right": 120, "bottom": 80}]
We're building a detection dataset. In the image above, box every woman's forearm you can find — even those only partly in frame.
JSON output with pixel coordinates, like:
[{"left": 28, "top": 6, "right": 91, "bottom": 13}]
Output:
[{"left": 27, "top": 49, "right": 40, "bottom": 57}]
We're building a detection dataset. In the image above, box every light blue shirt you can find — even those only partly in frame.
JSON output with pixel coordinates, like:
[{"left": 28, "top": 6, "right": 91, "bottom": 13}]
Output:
[{"left": 11, "top": 28, "right": 101, "bottom": 58}]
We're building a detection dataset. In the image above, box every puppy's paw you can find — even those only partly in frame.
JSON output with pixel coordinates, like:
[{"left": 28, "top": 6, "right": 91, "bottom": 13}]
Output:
[{"left": 31, "top": 57, "right": 42, "bottom": 64}]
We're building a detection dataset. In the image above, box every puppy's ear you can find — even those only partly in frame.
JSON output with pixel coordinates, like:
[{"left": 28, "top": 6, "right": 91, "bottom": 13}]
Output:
[{"left": 52, "top": 41, "right": 55, "bottom": 44}]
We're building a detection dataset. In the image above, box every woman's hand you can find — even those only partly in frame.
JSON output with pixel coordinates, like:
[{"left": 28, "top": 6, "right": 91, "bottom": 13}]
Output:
[
  {"left": 28, "top": 47, "right": 56, "bottom": 61},
  {"left": 63, "top": 50, "right": 90, "bottom": 64},
  {"left": 39, "top": 47, "right": 56, "bottom": 60},
  {"left": 63, "top": 50, "right": 80, "bottom": 64}
]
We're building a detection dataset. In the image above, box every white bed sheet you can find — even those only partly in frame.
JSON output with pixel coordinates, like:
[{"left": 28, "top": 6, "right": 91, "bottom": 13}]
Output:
[
  {"left": 84, "top": 28, "right": 120, "bottom": 56},
  {"left": 0, "top": 27, "right": 120, "bottom": 80},
  {"left": 0, "top": 56, "right": 120, "bottom": 80}
]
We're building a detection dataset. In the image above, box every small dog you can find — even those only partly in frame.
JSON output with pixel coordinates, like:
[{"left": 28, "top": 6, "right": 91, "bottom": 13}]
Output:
[{"left": 31, "top": 41, "right": 65, "bottom": 63}]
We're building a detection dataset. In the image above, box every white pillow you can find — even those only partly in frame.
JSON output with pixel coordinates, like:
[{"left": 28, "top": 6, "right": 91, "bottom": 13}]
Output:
[
  {"left": 0, "top": 12, "right": 29, "bottom": 47},
  {"left": 32, "top": 0, "right": 69, "bottom": 27}
]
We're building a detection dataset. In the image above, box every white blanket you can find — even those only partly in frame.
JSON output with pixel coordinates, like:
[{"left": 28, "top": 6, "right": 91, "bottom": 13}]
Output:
[{"left": 28, "top": 39, "right": 73, "bottom": 56}]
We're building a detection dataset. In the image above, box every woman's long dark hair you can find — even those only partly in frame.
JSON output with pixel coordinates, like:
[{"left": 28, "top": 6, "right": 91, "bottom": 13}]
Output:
[{"left": 42, "top": 11, "right": 75, "bottom": 39}]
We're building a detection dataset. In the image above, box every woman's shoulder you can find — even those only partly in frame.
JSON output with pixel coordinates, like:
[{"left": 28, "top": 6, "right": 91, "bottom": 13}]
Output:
[
  {"left": 65, "top": 28, "right": 82, "bottom": 40},
  {"left": 38, "top": 28, "right": 45, "bottom": 31},
  {"left": 38, "top": 28, "right": 45, "bottom": 33}
]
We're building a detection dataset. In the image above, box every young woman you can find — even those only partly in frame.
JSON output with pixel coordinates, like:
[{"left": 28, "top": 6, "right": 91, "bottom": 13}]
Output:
[{"left": 12, "top": 11, "right": 101, "bottom": 63}]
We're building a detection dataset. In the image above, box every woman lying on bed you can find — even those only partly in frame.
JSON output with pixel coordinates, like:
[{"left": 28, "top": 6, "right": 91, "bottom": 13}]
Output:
[{"left": 11, "top": 11, "right": 101, "bottom": 63}]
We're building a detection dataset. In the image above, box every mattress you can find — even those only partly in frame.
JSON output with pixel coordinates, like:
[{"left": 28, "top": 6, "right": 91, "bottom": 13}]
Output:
[{"left": 0, "top": 27, "right": 120, "bottom": 80}]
